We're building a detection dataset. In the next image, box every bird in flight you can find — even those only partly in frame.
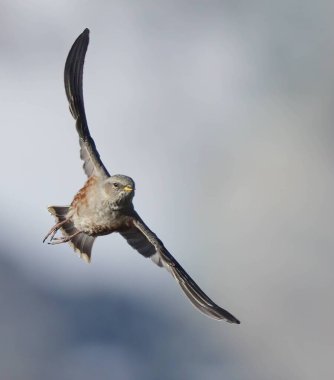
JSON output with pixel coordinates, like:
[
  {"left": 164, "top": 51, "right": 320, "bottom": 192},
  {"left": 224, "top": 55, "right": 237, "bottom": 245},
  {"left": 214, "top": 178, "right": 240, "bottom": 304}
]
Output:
[{"left": 43, "top": 29, "right": 240, "bottom": 324}]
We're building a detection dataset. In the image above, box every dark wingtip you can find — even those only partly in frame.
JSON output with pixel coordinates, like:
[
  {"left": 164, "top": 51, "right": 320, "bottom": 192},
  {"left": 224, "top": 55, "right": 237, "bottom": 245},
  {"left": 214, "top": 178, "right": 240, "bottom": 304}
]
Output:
[
  {"left": 223, "top": 311, "right": 240, "bottom": 324},
  {"left": 221, "top": 315, "right": 240, "bottom": 324},
  {"left": 79, "top": 28, "right": 90, "bottom": 43}
]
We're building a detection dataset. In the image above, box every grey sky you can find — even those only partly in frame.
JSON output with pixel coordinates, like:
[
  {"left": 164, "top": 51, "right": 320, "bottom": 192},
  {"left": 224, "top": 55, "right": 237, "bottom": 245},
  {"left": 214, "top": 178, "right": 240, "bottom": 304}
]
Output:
[{"left": 0, "top": 1, "right": 333, "bottom": 379}]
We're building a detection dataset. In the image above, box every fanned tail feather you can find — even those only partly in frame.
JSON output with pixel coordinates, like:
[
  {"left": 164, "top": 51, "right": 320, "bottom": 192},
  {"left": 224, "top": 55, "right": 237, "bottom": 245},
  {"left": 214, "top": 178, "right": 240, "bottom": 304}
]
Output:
[{"left": 48, "top": 206, "right": 95, "bottom": 262}]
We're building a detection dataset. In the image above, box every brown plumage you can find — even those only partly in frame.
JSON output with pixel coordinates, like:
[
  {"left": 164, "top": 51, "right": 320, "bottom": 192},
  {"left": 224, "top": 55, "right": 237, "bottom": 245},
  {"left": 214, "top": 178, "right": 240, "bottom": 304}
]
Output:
[{"left": 43, "top": 29, "right": 240, "bottom": 324}]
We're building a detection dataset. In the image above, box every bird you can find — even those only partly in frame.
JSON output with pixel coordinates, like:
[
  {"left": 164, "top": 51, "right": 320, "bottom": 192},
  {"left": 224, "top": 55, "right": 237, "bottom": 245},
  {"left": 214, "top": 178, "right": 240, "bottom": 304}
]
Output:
[{"left": 43, "top": 28, "right": 240, "bottom": 324}]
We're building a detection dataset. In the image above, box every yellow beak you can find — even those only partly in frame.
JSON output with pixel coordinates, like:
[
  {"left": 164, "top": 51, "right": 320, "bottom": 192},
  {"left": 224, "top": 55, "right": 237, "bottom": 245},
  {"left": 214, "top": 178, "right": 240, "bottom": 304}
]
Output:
[{"left": 123, "top": 185, "right": 133, "bottom": 192}]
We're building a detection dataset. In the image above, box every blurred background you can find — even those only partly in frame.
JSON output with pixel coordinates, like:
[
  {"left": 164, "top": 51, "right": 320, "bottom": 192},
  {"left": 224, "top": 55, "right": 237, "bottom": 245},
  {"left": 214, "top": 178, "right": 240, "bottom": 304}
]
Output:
[{"left": 0, "top": 0, "right": 333, "bottom": 379}]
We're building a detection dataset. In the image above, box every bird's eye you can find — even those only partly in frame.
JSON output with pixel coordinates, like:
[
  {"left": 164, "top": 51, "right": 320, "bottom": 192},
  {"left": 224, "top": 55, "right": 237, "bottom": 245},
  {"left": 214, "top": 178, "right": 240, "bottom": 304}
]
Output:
[{"left": 112, "top": 183, "right": 119, "bottom": 189}]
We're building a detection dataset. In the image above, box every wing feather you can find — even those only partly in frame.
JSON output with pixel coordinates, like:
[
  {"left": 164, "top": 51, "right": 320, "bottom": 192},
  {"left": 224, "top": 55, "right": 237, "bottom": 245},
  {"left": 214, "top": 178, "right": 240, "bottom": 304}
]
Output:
[
  {"left": 120, "top": 216, "right": 240, "bottom": 323},
  {"left": 64, "top": 28, "right": 110, "bottom": 178}
]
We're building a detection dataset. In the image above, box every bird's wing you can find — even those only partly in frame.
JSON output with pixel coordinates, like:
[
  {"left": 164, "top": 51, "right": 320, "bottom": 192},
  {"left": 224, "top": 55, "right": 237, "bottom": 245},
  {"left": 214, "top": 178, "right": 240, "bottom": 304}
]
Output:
[
  {"left": 120, "top": 215, "right": 240, "bottom": 323},
  {"left": 64, "top": 28, "right": 110, "bottom": 178}
]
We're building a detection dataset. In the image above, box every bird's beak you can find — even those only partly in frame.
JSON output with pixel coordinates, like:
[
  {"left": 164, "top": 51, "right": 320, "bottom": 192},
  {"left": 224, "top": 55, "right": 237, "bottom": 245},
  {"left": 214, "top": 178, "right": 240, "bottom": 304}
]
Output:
[{"left": 123, "top": 185, "right": 133, "bottom": 192}]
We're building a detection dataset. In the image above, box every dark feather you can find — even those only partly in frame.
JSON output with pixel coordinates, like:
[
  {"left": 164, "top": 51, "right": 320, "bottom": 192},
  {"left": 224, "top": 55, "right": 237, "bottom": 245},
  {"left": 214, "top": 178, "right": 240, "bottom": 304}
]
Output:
[
  {"left": 120, "top": 226, "right": 157, "bottom": 258},
  {"left": 64, "top": 28, "right": 109, "bottom": 178},
  {"left": 120, "top": 215, "right": 240, "bottom": 323}
]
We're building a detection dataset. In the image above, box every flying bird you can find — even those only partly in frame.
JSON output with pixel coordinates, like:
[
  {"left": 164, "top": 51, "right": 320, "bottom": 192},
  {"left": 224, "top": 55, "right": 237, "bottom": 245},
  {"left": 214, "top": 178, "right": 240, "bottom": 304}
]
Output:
[{"left": 43, "top": 28, "right": 240, "bottom": 324}]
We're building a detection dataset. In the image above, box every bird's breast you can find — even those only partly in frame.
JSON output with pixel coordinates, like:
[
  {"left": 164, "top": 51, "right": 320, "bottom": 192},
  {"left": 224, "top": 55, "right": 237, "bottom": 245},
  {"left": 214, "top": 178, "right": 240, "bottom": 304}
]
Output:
[{"left": 71, "top": 198, "right": 131, "bottom": 237}]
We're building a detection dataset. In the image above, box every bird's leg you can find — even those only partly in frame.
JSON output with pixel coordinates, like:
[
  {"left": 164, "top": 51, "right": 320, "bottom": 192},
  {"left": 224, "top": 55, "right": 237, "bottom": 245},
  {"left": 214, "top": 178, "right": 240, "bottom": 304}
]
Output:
[
  {"left": 43, "top": 219, "right": 68, "bottom": 243},
  {"left": 48, "top": 231, "right": 82, "bottom": 245}
]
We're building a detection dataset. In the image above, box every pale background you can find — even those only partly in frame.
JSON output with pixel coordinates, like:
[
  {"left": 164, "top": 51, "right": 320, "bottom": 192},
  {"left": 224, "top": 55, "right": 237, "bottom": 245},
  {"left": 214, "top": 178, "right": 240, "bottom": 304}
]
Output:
[{"left": 0, "top": 1, "right": 333, "bottom": 379}]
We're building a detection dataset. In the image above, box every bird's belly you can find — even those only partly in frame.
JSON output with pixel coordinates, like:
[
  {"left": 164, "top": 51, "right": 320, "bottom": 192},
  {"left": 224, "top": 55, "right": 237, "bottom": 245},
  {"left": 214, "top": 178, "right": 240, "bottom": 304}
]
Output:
[{"left": 71, "top": 206, "right": 125, "bottom": 236}]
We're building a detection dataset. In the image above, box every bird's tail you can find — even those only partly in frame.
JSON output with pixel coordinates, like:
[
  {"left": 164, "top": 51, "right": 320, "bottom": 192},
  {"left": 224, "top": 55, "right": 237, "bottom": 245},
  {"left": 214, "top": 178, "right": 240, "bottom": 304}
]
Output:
[{"left": 46, "top": 206, "right": 95, "bottom": 262}]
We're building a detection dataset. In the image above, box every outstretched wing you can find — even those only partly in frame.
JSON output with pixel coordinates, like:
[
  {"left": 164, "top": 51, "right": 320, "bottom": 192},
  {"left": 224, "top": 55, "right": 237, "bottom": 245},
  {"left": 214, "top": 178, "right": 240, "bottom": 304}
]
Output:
[
  {"left": 64, "top": 28, "right": 110, "bottom": 178},
  {"left": 120, "top": 215, "right": 240, "bottom": 323}
]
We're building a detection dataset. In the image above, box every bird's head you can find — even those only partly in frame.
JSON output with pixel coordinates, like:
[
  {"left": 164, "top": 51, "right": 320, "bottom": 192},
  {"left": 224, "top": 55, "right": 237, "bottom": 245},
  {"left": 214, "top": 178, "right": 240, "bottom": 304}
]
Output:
[{"left": 103, "top": 174, "right": 135, "bottom": 209}]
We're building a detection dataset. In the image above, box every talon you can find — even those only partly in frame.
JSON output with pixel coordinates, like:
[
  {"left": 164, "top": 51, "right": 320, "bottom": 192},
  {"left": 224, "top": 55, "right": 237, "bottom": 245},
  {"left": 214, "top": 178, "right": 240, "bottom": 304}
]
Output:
[
  {"left": 43, "top": 219, "right": 68, "bottom": 243},
  {"left": 47, "top": 231, "right": 82, "bottom": 245}
]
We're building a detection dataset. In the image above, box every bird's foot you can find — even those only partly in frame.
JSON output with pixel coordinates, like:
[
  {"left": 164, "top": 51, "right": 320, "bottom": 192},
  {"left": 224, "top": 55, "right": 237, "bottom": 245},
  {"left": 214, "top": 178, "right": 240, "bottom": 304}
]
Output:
[
  {"left": 47, "top": 231, "right": 82, "bottom": 245},
  {"left": 43, "top": 219, "right": 68, "bottom": 243}
]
